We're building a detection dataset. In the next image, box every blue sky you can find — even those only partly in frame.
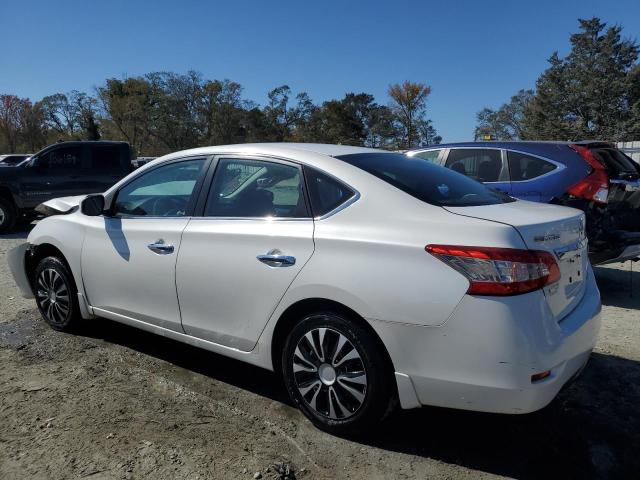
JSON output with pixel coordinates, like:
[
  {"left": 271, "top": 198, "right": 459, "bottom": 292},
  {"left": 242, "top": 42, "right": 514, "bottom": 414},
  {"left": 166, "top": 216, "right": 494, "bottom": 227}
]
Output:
[{"left": 2, "top": 0, "right": 639, "bottom": 142}]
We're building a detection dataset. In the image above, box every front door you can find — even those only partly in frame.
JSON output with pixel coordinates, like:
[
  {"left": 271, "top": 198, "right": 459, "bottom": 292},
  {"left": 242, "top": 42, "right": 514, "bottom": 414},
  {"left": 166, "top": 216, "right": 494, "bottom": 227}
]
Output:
[
  {"left": 81, "top": 157, "right": 209, "bottom": 331},
  {"left": 177, "top": 156, "right": 315, "bottom": 351}
]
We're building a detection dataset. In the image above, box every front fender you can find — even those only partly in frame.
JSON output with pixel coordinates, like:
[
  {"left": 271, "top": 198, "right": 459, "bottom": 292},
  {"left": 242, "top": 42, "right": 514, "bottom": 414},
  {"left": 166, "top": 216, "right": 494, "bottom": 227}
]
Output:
[
  {"left": 7, "top": 243, "right": 33, "bottom": 298},
  {"left": 26, "top": 215, "right": 87, "bottom": 298}
]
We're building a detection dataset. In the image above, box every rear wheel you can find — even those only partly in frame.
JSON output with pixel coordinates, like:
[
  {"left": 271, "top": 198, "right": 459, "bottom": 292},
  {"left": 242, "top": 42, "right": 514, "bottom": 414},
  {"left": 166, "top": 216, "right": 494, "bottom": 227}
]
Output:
[
  {"left": 282, "top": 312, "right": 395, "bottom": 433},
  {"left": 0, "top": 198, "right": 16, "bottom": 233},
  {"left": 33, "top": 257, "right": 81, "bottom": 331}
]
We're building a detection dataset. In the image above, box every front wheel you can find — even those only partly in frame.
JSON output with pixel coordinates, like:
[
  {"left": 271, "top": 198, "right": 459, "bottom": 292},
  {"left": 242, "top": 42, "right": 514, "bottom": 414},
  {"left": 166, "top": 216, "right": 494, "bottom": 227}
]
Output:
[
  {"left": 33, "top": 256, "right": 81, "bottom": 331},
  {"left": 282, "top": 312, "right": 395, "bottom": 433}
]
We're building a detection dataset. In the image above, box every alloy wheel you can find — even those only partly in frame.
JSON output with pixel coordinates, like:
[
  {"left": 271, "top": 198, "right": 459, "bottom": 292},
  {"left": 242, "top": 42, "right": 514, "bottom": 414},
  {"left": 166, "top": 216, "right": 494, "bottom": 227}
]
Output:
[
  {"left": 0, "top": 206, "right": 5, "bottom": 226},
  {"left": 35, "top": 268, "right": 71, "bottom": 325},
  {"left": 292, "top": 327, "right": 367, "bottom": 420}
]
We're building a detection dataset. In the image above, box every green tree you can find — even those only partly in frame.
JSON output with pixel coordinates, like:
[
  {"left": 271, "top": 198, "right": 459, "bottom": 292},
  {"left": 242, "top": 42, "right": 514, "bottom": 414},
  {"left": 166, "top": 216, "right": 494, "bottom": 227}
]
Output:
[
  {"left": 474, "top": 89, "right": 533, "bottom": 140},
  {"left": 96, "top": 77, "right": 155, "bottom": 155},
  {"left": 388, "top": 81, "right": 432, "bottom": 148},
  {"left": 522, "top": 18, "right": 639, "bottom": 140}
]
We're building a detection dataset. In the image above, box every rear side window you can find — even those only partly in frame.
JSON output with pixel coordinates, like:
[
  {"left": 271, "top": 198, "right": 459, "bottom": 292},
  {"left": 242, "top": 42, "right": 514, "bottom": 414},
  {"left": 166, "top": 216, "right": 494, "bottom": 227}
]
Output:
[
  {"left": 445, "top": 149, "right": 502, "bottom": 182},
  {"left": 412, "top": 150, "right": 441, "bottom": 164},
  {"left": 336, "top": 153, "right": 512, "bottom": 207},
  {"left": 507, "top": 151, "right": 556, "bottom": 181},
  {"left": 91, "top": 145, "right": 123, "bottom": 172},
  {"left": 305, "top": 167, "right": 355, "bottom": 216}
]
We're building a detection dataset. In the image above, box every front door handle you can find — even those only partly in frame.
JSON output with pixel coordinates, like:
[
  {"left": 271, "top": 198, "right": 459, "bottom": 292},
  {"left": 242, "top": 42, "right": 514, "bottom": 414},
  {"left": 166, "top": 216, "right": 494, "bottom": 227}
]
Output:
[
  {"left": 148, "top": 239, "right": 174, "bottom": 255},
  {"left": 257, "top": 250, "right": 296, "bottom": 267}
]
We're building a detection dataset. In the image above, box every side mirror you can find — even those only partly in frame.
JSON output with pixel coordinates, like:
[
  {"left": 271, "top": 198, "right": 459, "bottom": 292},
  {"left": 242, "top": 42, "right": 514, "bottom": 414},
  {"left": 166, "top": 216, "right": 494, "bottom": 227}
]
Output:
[{"left": 81, "top": 194, "right": 105, "bottom": 216}]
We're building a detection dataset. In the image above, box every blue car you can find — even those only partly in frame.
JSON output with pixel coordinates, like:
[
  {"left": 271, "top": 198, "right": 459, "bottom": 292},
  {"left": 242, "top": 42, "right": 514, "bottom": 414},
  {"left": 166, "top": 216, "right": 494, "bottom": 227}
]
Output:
[{"left": 406, "top": 141, "right": 640, "bottom": 264}]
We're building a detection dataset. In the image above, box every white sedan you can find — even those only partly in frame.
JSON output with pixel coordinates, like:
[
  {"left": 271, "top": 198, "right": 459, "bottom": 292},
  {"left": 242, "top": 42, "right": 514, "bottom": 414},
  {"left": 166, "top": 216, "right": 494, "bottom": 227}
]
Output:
[{"left": 8, "top": 143, "right": 601, "bottom": 433}]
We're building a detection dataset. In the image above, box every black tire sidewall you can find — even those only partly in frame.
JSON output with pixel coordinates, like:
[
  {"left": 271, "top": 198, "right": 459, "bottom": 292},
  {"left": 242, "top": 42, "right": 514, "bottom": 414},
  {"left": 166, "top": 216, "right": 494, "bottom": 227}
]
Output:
[
  {"left": 34, "top": 256, "right": 80, "bottom": 331},
  {"left": 282, "top": 312, "right": 394, "bottom": 433},
  {"left": 0, "top": 198, "right": 16, "bottom": 233}
]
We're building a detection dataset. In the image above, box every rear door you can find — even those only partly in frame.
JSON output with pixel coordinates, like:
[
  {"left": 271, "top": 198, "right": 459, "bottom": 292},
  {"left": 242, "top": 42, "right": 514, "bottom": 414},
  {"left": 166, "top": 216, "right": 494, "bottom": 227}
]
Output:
[
  {"left": 176, "top": 156, "right": 315, "bottom": 351},
  {"left": 444, "top": 148, "right": 511, "bottom": 195},
  {"left": 507, "top": 150, "right": 560, "bottom": 202}
]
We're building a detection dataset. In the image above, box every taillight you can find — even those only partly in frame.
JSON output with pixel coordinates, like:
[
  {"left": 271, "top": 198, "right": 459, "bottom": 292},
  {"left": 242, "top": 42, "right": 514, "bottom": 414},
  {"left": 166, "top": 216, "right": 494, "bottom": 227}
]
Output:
[
  {"left": 567, "top": 144, "right": 609, "bottom": 204},
  {"left": 425, "top": 245, "right": 560, "bottom": 296}
]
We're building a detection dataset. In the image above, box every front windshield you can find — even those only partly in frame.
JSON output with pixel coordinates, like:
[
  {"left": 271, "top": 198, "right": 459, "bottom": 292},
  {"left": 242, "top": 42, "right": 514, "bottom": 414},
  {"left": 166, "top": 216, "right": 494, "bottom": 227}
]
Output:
[{"left": 336, "top": 152, "right": 514, "bottom": 207}]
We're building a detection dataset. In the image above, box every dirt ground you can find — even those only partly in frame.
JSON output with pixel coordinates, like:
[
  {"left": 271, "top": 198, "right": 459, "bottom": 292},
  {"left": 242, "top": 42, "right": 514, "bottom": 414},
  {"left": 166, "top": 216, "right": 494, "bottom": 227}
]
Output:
[{"left": 0, "top": 226, "right": 639, "bottom": 480}]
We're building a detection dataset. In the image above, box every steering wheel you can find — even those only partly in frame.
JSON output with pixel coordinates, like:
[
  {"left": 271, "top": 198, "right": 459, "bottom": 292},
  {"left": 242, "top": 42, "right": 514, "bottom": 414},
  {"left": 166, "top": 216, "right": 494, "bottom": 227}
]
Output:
[{"left": 149, "top": 196, "right": 186, "bottom": 217}]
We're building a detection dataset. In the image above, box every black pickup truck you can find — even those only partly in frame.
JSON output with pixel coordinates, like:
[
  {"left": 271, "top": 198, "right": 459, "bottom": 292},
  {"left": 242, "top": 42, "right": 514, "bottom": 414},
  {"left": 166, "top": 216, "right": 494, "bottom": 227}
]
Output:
[{"left": 0, "top": 141, "right": 133, "bottom": 232}]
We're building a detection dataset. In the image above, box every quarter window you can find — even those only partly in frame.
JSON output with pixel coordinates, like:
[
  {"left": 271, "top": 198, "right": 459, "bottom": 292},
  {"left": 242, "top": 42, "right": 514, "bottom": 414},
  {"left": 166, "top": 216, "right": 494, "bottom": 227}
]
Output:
[
  {"left": 206, "top": 158, "right": 309, "bottom": 218},
  {"left": 445, "top": 149, "right": 502, "bottom": 182},
  {"left": 413, "top": 150, "right": 441, "bottom": 164},
  {"left": 507, "top": 151, "right": 556, "bottom": 181},
  {"left": 113, "top": 158, "right": 206, "bottom": 217},
  {"left": 305, "top": 167, "right": 355, "bottom": 217}
]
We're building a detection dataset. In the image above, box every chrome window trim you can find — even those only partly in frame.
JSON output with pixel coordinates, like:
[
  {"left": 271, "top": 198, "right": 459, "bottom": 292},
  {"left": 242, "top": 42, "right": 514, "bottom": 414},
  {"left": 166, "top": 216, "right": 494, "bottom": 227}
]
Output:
[
  {"left": 313, "top": 189, "right": 361, "bottom": 221},
  {"left": 188, "top": 216, "right": 314, "bottom": 222},
  {"left": 505, "top": 149, "right": 565, "bottom": 183}
]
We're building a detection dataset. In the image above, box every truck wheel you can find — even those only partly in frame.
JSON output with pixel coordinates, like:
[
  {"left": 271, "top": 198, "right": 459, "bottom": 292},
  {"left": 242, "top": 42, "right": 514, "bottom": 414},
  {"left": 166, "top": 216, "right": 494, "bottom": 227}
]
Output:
[{"left": 0, "top": 198, "right": 16, "bottom": 233}]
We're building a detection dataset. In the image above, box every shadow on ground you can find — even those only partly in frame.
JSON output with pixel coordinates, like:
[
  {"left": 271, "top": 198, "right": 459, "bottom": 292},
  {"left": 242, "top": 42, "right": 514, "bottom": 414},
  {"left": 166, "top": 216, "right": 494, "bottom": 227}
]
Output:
[
  {"left": 75, "top": 313, "right": 640, "bottom": 480},
  {"left": 594, "top": 261, "right": 640, "bottom": 309},
  {"left": 0, "top": 222, "right": 34, "bottom": 240}
]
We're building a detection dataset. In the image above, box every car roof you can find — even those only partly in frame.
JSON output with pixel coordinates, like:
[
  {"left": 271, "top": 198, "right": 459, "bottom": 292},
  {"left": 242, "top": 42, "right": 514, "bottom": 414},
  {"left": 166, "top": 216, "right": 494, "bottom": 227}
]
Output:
[
  {"left": 158, "top": 143, "right": 382, "bottom": 160},
  {"left": 408, "top": 140, "right": 615, "bottom": 151}
]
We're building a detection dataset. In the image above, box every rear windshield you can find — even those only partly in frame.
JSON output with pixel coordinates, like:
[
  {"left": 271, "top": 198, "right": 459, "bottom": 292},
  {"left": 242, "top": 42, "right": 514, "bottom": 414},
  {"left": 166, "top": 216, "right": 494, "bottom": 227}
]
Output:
[
  {"left": 336, "top": 152, "right": 514, "bottom": 207},
  {"left": 591, "top": 148, "right": 639, "bottom": 177}
]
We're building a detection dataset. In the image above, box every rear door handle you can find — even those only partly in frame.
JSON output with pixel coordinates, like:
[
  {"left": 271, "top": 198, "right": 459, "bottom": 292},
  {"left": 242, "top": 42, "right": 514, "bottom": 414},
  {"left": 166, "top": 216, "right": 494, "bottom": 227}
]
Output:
[
  {"left": 257, "top": 250, "right": 296, "bottom": 267},
  {"left": 148, "top": 240, "right": 174, "bottom": 255}
]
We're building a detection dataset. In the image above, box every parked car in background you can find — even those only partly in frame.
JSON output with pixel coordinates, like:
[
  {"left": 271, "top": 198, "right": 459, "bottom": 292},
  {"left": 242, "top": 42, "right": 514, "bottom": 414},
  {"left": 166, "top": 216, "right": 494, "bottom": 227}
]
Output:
[
  {"left": 0, "top": 154, "right": 32, "bottom": 167},
  {"left": 407, "top": 141, "right": 640, "bottom": 265},
  {"left": 8, "top": 143, "right": 600, "bottom": 433},
  {"left": 0, "top": 141, "right": 133, "bottom": 232}
]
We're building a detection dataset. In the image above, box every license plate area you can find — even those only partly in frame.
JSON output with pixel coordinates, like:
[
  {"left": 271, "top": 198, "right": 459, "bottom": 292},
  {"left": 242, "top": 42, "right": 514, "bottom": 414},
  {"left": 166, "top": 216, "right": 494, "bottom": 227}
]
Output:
[{"left": 561, "top": 251, "right": 583, "bottom": 285}]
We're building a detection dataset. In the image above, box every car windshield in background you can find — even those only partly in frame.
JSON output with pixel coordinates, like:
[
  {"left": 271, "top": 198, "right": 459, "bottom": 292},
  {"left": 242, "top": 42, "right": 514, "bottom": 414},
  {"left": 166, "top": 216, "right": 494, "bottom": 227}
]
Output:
[{"left": 336, "top": 152, "right": 514, "bottom": 207}]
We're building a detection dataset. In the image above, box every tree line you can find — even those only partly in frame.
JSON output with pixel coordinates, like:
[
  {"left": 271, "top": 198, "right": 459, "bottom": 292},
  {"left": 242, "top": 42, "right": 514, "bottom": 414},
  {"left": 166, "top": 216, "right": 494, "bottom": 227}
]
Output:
[
  {"left": 0, "top": 76, "right": 441, "bottom": 156},
  {"left": 475, "top": 18, "right": 640, "bottom": 142}
]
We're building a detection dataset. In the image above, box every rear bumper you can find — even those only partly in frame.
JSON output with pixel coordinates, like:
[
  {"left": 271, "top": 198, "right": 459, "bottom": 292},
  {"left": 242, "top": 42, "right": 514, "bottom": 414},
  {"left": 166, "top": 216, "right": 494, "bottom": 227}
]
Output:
[
  {"left": 7, "top": 243, "right": 34, "bottom": 298},
  {"left": 372, "top": 266, "right": 601, "bottom": 413}
]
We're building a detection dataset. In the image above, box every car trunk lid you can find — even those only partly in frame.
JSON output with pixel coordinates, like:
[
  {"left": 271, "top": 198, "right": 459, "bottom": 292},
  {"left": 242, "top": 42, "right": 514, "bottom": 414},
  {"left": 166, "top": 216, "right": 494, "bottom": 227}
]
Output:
[{"left": 444, "top": 201, "right": 588, "bottom": 321}]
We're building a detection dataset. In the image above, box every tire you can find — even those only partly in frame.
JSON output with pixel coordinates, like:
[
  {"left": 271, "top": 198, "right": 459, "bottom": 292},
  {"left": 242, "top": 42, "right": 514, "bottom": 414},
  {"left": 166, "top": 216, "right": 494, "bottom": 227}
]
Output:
[
  {"left": 0, "top": 197, "right": 16, "bottom": 233},
  {"left": 282, "top": 312, "right": 395, "bottom": 434},
  {"left": 33, "top": 256, "right": 81, "bottom": 332}
]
